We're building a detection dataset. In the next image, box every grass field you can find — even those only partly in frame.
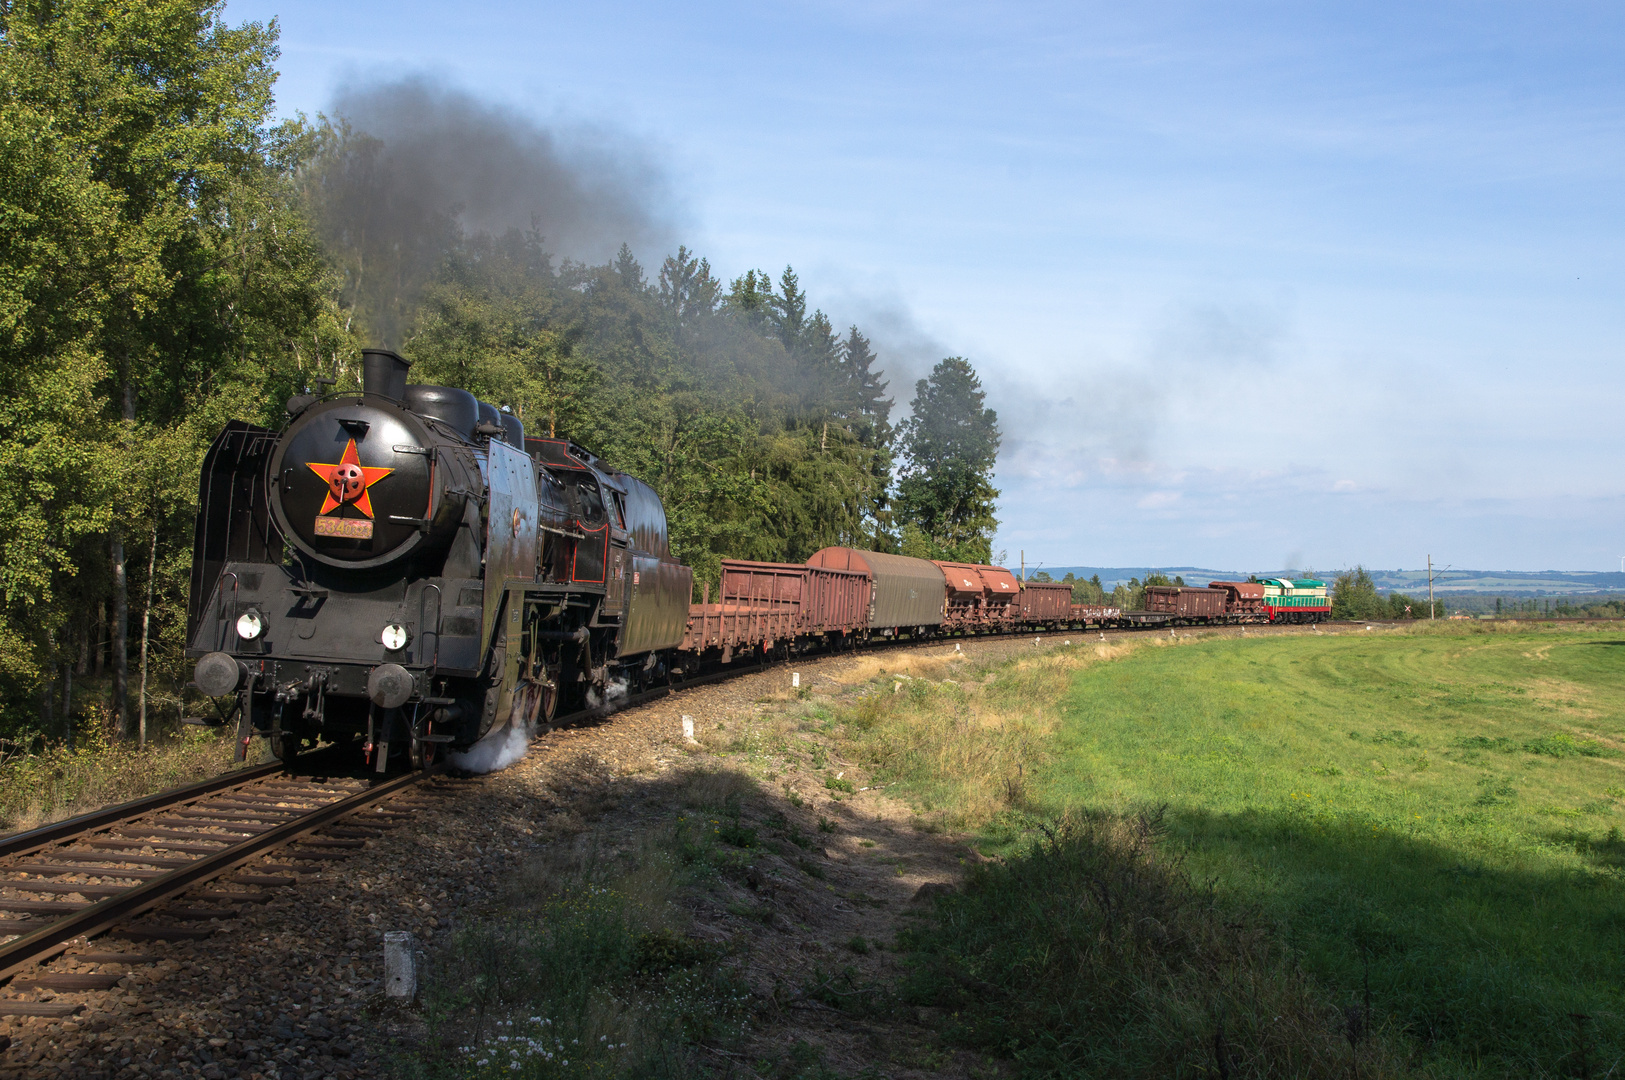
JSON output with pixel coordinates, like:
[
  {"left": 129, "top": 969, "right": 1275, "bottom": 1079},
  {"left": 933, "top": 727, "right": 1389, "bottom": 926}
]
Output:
[{"left": 1027, "top": 623, "right": 1625, "bottom": 1074}]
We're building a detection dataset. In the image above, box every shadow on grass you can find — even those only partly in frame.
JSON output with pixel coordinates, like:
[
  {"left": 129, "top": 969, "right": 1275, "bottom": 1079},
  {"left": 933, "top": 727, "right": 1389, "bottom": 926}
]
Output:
[{"left": 1167, "top": 804, "right": 1625, "bottom": 1076}]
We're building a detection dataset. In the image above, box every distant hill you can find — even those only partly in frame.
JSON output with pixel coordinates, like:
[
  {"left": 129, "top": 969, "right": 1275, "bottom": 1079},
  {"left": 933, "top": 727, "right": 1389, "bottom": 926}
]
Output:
[
  {"left": 1031, "top": 567, "right": 1246, "bottom": 591},
  {"left": 1025, "top": 566, "right": 1625, "bottom": 596}
]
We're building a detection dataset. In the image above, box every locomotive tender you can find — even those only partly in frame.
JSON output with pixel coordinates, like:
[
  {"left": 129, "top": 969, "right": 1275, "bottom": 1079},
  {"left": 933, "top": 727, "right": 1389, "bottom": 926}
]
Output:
[{"left": 185, "top": 352, "right": 1326, "bottom": 771}]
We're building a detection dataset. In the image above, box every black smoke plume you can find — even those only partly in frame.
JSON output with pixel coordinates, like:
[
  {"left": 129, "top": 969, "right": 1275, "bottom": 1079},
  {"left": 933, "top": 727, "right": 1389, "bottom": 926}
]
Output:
[{"left": 306, "top": 75, "right": 681, "bottom": 347}]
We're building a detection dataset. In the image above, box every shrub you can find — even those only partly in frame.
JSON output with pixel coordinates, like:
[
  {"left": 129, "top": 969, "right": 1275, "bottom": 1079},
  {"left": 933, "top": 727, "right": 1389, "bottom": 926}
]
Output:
[{"left": 0, "top": 717, "right": 242, "bottom": 830}]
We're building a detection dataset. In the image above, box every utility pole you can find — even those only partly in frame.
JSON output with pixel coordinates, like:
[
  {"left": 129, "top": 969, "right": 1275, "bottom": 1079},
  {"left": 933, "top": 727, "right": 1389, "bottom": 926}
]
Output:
[
  {"left": 1020, "top": 550, "right": 1025, "bottom": 582},
  {"left": 1428, "top": 554, "right": 1435, "bottom": 620}
]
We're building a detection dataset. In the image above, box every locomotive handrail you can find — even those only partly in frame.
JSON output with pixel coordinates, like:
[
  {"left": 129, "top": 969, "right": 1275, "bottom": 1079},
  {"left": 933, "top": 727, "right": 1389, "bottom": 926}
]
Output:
[
  {"left": 418, "top": 582, "right": 443, "bottom": 673},
  {"left": 217, "top": 571, "right": 239, "bottom": 617},
  {"left": 214, "top": 571, "right": 241, "bottom": 652},
  {"left": 388, "top": 514, "right": 432, "bottom": 535}
]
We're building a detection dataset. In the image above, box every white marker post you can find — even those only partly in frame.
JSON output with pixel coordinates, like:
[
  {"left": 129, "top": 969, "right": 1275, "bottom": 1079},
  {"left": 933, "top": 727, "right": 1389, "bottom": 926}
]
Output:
[{"left": 384, "top": 931, "right": 417, "bottom": 999}]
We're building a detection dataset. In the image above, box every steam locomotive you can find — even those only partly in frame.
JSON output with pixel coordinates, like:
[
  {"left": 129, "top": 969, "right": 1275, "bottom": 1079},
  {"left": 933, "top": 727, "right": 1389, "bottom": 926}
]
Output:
[{"left": 185, "top": 350, "right": 690, "bottom": 770}]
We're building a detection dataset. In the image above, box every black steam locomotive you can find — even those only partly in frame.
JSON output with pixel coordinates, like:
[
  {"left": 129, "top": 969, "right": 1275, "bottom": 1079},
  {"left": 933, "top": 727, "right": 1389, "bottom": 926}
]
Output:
[{"left": 185, "top": 350, "right": 692, "bottom": 770}]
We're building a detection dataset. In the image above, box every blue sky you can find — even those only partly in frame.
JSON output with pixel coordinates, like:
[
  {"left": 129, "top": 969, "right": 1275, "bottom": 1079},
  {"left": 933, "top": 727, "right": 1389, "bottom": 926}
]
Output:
[{"left": 225, "top": 0, "right": 1625, "bottom": 573}]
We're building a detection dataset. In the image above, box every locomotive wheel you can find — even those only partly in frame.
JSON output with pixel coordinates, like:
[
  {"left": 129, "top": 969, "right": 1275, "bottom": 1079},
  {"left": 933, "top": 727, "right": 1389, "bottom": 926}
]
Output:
[{"left": 540, "top": 676, "right": 559, "bottom": 725}]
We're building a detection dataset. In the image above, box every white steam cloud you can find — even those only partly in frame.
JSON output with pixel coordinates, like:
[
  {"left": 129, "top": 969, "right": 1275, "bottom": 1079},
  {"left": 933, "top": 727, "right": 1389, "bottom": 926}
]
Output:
[{"left": 448, "top": 718, "right": 534, "bottom": 774}]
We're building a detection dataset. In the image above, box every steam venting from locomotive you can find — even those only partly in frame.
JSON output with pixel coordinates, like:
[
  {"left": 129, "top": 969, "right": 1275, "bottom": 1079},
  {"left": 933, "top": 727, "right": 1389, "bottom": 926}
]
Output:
[{"left": 448, "top": 718, "right": 533, "bottom": 774}]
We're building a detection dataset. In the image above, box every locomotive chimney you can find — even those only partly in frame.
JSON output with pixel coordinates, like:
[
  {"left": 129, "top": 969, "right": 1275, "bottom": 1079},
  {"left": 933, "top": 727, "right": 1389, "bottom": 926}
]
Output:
[{"left": 361, "top": 349, "right": 412, "bottom": 401}]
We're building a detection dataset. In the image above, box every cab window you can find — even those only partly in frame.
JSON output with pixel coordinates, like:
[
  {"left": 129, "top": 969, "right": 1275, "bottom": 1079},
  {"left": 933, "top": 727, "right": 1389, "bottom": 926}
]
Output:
[
  {"left": 537, "top": 470, "right": 569, "bottom": 514},
  {"left": 573, "top": 479, "right": 605, "bottom": 524}
]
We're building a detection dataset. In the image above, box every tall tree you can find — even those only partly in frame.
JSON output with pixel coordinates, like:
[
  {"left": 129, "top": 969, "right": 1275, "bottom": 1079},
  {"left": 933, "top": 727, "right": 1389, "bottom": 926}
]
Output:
[
  {"left": 837, "top": 326, "right": 894, "bottom": 546},
  {"left": 894, "top": 357, "right": 1001, "bottom": 564},
  {"left": 724, "top": 269, "right": 775, "bottom": 328},
  {"left": 0, "top": 0, "right": 340, "bottom": 735},
  {"left": 656, "top": 246, "right": 721, "bottom": 324},
  {"left": 407, "top": 229, "right": 591, "bottom": 439},
  {"left": 840, "top": 327, "right": 892, "bottom": 426},
  {"left": 770, "top": 266, "right": 806, "bottom": 349},
  {"left": 1331, "top": 566, "right": 1384, "bottom": 620}
]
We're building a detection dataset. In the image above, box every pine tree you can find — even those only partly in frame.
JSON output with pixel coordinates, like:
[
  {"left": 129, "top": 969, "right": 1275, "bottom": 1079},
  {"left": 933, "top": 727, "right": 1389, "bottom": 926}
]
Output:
[
  {"left": 657, "top": 246, "right": 721, "bottom": 323},
  {"left": 894, "top": 357, "right": 1001, "bottom": 563},
  {"left": 613, "top": 243, "right": 644, "bottom": 290},
  {"left": 840, "top": 327, "right": 892, "bottom": 428},
  {"left": 771, "top": 266, "right": 806, "bottom": 349},
  {"left": 724, "top": 269, "right": 774, "bottom": 328}
]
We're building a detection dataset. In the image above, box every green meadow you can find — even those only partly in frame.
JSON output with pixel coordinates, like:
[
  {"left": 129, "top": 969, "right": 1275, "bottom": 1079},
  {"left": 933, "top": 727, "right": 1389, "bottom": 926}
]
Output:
[{"left": 1035, "top": 623, "right": 1625, "bottom": 1073}]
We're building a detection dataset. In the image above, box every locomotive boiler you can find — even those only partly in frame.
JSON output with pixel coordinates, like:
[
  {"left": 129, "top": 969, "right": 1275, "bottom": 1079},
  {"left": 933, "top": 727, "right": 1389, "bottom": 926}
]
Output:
[{"left": 185, "top": 350, "right": 691, "bottom": 770}]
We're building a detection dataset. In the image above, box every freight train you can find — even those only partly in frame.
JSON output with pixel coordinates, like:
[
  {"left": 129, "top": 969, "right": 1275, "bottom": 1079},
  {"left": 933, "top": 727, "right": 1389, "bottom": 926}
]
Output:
[{"left": 184, "top": 352, "right": 1325, "bottom": 770}]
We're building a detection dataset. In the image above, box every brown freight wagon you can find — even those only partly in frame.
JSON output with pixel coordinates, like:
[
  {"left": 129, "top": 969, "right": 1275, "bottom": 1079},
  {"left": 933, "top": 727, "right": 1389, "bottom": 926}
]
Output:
[
  {"left": 802, "top": 564, "right": 871, "bottom": 635},
  {"left": 684, "top": 560, "right": 804, "bottom": 656},
  {"left": 934, "top": 561, "right": 1021, "bottom": 629},
  {"left": 807, "top": 548, "right": 946, "bottom": 631},
  {"left": 1144, "top": 586, "right": 1229, "bottom": 622},
  {"left": 1208, "top": 581, "right": 1267, "bottom": 617},
  {"left": 683, "top": 559, "right": 872, "bottom": 658},
  {"left": 1019, "top": 581, "right": 1073, "bottom": 621}
]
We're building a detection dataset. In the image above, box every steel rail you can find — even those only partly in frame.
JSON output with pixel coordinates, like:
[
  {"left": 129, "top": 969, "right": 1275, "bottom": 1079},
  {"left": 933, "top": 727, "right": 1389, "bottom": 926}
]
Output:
[
  {"left": 0, "top": 761, "right": 288, "bottom": 861},
  {"left": 0, "top": 767, "right": 433, "bottom": 983}
]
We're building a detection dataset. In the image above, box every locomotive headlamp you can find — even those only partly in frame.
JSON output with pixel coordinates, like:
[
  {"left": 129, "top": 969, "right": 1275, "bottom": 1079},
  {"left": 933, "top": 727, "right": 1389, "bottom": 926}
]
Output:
[
  {"left": 381, "top": 623, "right": 412, "bottom": 651},
  {"left": 235, "top": 610, "right": 264, "bottom": 640}
]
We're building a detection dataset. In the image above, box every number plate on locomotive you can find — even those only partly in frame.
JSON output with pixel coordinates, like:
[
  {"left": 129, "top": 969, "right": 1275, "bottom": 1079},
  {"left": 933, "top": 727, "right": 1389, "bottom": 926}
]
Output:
[{"left": 314, "top": 517, "right": 373, "bottom": 539}]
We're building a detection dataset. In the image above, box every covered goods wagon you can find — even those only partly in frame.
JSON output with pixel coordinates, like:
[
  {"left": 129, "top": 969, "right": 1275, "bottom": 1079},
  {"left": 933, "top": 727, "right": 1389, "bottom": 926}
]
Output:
[
  {"left": 1019, "top": 581, "right": 1074, "bottom": 621},
  {"left": 806, "top": 548, "right": 946, "bottom": 630},
  {"left": 1144, "top": 586, "right": 1229, "bottom": 621}
]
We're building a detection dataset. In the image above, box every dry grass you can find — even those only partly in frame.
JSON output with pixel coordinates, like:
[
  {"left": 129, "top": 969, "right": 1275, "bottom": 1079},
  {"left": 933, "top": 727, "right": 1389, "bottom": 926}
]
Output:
[
  {"left": 0, "top": 715, "right": 244, "bottom": 832},
  {"left": 672, "top": 766, "right": 757, "bottom": 811},
  {"left": 838, "top": 640, "right": 1143, "bottom": 827}
]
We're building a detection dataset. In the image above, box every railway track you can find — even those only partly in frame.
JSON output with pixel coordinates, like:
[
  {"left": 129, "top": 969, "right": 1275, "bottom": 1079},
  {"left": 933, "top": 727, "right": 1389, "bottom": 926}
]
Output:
[{"left": 0, "top": 760, "right": 454, "bottom": 1019}]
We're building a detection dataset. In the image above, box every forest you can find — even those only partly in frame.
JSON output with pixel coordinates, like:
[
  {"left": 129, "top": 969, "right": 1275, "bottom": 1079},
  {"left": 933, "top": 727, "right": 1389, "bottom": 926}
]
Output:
[{"left": 0, "top": 0, "right": 1002, "bottom": 740}]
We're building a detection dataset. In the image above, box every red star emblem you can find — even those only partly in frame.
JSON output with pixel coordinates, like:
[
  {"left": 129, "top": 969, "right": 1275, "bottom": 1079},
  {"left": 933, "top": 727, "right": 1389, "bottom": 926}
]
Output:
[{"left": 307, "top": 438, "right": 393, "bottom": 518}]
